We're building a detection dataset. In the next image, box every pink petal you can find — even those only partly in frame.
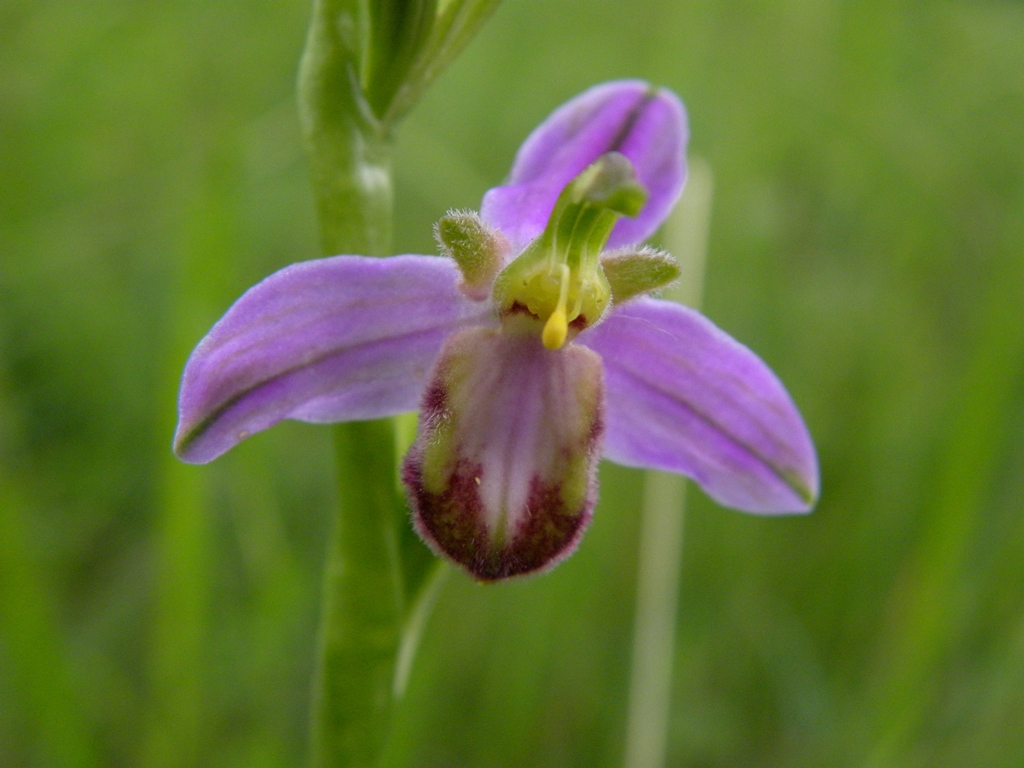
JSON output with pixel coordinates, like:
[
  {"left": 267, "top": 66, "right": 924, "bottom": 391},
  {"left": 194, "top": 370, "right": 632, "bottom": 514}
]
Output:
[
  {"left": 174, "top": 255, "right": 489, "bottom": 463},
  {"left": 579, "top": 298, "right": 819, "bottom": 513}
]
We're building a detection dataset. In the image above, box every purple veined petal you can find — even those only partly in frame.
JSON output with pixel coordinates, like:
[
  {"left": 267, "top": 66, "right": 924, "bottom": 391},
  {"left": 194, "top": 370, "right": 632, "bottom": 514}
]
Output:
[
  {"left": 480, "top": 80, "right": 688, "bottom": 252},
  {"left": 174, "top": 255, "right": 491, "bottom": 464},
  {"left": 579, "top": 297, "right": 819, "bottom": 513},
  {"left": 403, "top": 326, "right": 605, "bottom": 581}
]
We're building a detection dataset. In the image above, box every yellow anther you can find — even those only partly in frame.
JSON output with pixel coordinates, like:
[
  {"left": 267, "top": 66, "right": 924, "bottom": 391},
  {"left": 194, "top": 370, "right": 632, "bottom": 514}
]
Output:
[
  {"left": 541, "top": 264, "right": 572, "bottom": 350},
  {"left": 542, "top": 307, "right": 569, "bottom": 349}
]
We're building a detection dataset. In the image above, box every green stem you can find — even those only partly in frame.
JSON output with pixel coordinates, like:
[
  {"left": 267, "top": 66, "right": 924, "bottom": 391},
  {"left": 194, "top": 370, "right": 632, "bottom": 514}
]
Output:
[
  {"left": 299, "top": 0, "right": 394, "bottom": 258},
  {"left": 311, "top": 421, "right": 407, "bottom": 768},
  {"left": 299, "top": 3, "right": 406, "bottom": 766}
]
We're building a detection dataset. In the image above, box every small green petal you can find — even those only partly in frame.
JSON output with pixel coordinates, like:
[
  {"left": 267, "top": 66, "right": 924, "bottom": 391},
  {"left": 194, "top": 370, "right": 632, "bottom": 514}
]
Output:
[
  {"left": 434, "top": 210, "right": 509, "bottom": 300},
  {"left": 600, "top": 247, "right": 680, "bottom": 304}
]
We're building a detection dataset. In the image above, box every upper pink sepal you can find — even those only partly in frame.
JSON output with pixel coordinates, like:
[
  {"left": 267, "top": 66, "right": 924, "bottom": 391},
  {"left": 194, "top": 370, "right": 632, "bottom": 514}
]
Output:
[{"left": 481, "top": 80, "right": 687, "bottom": 252}]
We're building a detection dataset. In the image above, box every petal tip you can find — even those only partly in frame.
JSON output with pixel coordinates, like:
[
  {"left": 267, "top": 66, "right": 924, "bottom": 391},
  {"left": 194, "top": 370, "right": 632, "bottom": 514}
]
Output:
[
  {"left": 170, "top": 419, "right": 223, "bottom": 465},
  {"left": 781, "top": 464, "right": 820, "bottom": 514}
]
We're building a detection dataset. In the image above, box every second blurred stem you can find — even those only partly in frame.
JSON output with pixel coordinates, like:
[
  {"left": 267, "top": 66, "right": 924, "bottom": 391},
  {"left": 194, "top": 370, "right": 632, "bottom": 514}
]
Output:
[{"left": 623, "top": 159, "right": 713, "bottom": 768}]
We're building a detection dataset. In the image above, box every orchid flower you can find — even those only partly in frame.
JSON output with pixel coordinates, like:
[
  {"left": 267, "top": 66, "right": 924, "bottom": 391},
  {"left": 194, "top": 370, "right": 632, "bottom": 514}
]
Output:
[{"left": 174, "top": 81, "right": 818, "bottom": 581}]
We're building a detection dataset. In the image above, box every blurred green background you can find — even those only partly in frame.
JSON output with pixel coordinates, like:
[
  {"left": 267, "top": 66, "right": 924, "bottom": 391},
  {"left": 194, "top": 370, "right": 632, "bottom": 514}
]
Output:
[{"left": 2, "top": 0, "right": 1023, "bottom": 766}]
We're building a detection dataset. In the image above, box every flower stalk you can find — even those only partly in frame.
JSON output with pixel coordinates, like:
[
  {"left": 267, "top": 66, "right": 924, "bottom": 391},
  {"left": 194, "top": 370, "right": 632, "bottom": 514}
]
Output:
[
  {"left": 310, "top": 420, "right": 406, "bottom": 768},
  {"left": 298, "top": 0, "right": 394, "bottom": 258},
  {"left": 299, "top": 2, "right": 399, "bottom": 766}
]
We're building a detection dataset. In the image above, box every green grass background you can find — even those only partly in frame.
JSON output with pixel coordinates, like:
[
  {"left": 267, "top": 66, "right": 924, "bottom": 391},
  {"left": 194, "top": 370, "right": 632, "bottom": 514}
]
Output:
[{"left": 2, "top": 0, "right": 1023, "bottom": 766}]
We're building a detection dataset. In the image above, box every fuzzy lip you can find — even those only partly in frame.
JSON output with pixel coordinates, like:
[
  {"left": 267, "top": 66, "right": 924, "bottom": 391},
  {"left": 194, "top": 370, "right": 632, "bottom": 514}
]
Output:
[{"left": 402, "top": 328, "right": 606, "bottom": 581}]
